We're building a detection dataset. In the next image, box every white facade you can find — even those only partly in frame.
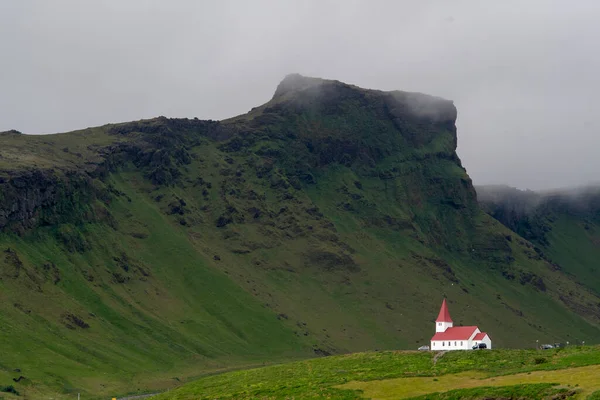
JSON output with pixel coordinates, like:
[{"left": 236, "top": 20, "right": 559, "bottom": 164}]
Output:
[
  {"left": 431, "top": 339, "right": 470, "bottom": 350},
  {"left": 472, "top": 334, "right": 492, "bottom": 349},
  {"left": 436, "top": 320, "right": 453, "bottom": 333},
  {"left": 431, "top": 328, "right": 479, "bottom": 350}
]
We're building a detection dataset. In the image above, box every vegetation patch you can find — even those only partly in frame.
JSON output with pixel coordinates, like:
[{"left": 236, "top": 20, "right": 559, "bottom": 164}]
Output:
[
  {"left": 0, "top": 385, "right": 19, "bottom": 395},
  {"left": 341, "top": 363, "right": 600, "bottom": 399},
  {"left": 408, "top": 383, "right": 573, "bottom": 400},
  {"left": 153, "top": 347, "right": 600, "bottom": 400}
]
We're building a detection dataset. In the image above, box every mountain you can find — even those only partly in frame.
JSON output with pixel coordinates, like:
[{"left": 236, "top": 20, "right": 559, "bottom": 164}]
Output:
[
  {"left": 1, "top": 74, "right": 599, "bottom": 398},
  {"left": 477, "top": 184, "right": 600, "bottom": 295}
]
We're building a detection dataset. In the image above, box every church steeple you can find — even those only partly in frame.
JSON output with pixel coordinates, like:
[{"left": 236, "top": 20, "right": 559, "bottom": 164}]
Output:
[{"left": 435, "top": 298, "right": 454, "bottom": 332}]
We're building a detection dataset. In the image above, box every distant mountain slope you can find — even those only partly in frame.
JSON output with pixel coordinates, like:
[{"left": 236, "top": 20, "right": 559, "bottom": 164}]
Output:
[
  {"left": 477, "top": 185, "right": 600, "bottom": 294},
  {"left": 1, "top": 75, "right": 599, "bottom": 398}
]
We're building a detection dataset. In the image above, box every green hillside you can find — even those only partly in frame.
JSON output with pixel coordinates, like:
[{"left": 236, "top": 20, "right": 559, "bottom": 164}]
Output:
[
  {"left": 0, "top": 75, "right": 599, "bottom": 398},
  {"left": 477, "top": 185, "right": 600, "bottom": 295}
]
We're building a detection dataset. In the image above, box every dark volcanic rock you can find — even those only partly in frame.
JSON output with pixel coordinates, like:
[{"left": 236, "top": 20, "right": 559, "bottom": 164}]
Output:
[{"left": 0, "top": 170, "right": 101, "bottom": 233}]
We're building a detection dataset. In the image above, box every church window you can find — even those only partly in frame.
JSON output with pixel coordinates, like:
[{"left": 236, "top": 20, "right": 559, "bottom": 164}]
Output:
[
  {"left": 461, "top": 341, "right": 463, "bottom": 346},
  {"left": 454, "top": 341, "right": 457, "bottom": 346},
  {"left": 442, "top": 342, "right": 445, "bottom": 346}
]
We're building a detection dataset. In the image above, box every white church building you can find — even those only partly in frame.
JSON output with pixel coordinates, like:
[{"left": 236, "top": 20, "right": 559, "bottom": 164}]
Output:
[{"left": 430, "top": 299, "right": 492, "bottom": 351}]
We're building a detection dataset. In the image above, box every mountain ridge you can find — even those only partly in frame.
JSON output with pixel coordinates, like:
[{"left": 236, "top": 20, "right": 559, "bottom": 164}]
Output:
[{"left": 0, "top": 75, "right": 599, "bottom": 398}]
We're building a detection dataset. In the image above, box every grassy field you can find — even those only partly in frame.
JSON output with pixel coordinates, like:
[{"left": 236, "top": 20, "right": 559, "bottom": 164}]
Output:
[
  {"left": 153, "top": 346, "right": 600, "bottom": 399},
  {"left": 342, "top": 365, "right": 600, "bottom": 399}
]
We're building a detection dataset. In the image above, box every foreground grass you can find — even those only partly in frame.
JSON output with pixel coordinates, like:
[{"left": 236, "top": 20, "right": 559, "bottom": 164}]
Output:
[
  {"left": 153, "top": 346, "right": 600, "bottom": 399},
  {"left": 342, "top": 365, "right": 600, "bottom": 399},
  {"left": 588, "top": 390, "right": 600, "bottom": 399},
  {"left": 408, "top": 383, "right": 573, "bottom": 400}
]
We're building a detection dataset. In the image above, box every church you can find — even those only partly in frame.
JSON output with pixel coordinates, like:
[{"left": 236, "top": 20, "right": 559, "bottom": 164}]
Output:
[{"left": 430, "top": 299, "right": 492, "bottom": 350}]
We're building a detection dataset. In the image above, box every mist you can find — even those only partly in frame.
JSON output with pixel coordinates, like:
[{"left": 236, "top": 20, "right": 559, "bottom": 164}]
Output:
[
  {"left": 1, "top": 1, "right": 599, "bottom": 190},
  {"left": 476, "top": 184, "right": 600, "bottom": 219}
]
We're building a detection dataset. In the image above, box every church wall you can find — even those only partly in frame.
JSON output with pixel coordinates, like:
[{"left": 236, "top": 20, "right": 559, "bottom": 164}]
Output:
[
  {"left": 430, "top": 340, "right": 470, "bottom": 350},
  {"left": 471, "top": 335, "right": 492, "bottom": 349}
]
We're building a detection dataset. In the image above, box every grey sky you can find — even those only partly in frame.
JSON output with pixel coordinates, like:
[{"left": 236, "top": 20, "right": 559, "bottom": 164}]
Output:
[{"left": 1, "top": 1, "right": 599, "bottom": 190}]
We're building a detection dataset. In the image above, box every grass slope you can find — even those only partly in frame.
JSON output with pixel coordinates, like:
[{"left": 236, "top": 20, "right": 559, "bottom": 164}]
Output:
[
  {"left": 477, "top": 185, "right": 600, "bottom": 296},
  {"left": 0, "top": 173, "right": 311, "bottom": 398},
  {"left": 544, "top": 215, "right": 600, "bottom": 294},
  {"left": 153, "top": 346, "right": 600, "bottom": 399}
]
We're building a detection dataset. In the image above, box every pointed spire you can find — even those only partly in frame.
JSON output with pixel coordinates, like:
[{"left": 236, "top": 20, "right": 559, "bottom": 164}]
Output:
[{"left": 436, "top": 298, "right": 453, "bottom": 323}]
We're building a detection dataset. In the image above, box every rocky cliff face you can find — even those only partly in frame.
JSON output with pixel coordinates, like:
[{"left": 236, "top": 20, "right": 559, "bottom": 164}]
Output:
[
  {"left": 477, "top": 185, "right": 600, "bottom": 246},
  {"left": 0, "top": 117, "right": 227, "bottom": 233},
  {"left": 221, "top": 74, "right": 478, "bottom": 249},
  {"left": 0, "top": 170, "right": 98, "bottom": 233},
  {"left": 477, "top": 185, "right": 600, "bottom": 295}
]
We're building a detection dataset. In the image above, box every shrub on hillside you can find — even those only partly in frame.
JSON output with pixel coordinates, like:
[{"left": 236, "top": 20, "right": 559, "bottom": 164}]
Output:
[
  {"left": 587, "top": 390, "right": 600, "bottom": 399},
  {"left": 56, "top": 224, "right": 90, "bottom": 253},
  {"left": 0, "top": 385, "right": 19, "bottom": 395}
]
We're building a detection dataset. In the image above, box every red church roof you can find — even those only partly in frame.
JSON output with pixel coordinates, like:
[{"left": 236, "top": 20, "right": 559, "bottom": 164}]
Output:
[
  {"left": 431, "top": 326, "right": 479, "bottom": 341},
  {"left": 473, "top": 332, "right": 488, "bottom": 341},
  {"left": 435, "top": 298, "right": 453, "bottom": 323}
]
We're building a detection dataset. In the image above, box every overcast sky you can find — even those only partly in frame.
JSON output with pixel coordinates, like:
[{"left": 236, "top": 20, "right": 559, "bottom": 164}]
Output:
[{"left": 1, "top": 1, "right": 599, "bottom": 190}]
